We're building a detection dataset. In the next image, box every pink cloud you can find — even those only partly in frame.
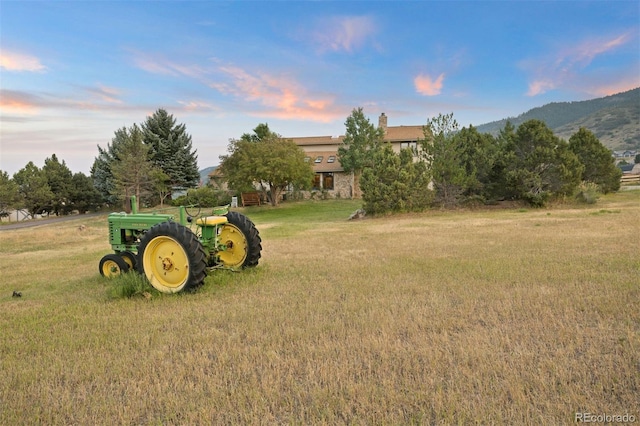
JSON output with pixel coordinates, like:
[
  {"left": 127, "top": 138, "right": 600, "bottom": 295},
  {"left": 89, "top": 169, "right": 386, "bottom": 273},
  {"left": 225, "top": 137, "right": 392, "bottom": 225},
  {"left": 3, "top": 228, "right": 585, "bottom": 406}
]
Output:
[
  {"left": 130, "top": 52, "right": 347, "bottom": 121},
  {"left": 0, "top": 50, "right": 46, "bottom": 72},
  {"left": 414, "top": 73, "right": 445, "bottom": 96},
  {"left": 211, "top": 65, "right": 345, "bottom": 122},
  {"left": 312, "top": 16, "right": 378, "bottom": 53},
  {"left": 0, "top": 90, "right": 40, "bottom": 113},
  {"left": 523, "top": 32, "right": 636, "bottom": 96}
]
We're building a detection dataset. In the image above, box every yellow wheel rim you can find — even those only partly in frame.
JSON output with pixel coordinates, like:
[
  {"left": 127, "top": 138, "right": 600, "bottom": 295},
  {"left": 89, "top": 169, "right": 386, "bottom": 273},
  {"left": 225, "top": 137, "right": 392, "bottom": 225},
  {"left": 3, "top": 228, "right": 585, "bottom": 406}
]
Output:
[
  {"left": 121, "top": 255, "right": 135, "bottom": 270},
  {"left": 218, "top": 223, "right": 248, "bottom": 268},
  {"left": 101, "top": 259, "right": 123, "bottom": 278},
  {"left": 142, "top": 235, "right": 190, "bottom": 293}
]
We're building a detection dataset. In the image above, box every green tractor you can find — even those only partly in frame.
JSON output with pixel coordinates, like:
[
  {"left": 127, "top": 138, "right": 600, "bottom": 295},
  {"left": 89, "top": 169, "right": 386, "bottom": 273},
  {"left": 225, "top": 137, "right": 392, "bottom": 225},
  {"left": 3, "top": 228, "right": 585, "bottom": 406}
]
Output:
[{"left": 99, "top": 197, "right": 261, "bottom": 293}]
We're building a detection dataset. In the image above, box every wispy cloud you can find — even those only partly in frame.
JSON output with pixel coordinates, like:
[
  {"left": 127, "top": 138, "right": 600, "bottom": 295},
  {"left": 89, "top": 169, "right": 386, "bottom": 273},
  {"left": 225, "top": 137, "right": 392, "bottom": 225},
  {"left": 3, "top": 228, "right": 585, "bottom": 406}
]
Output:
[
  {"left": 414, "top": 73, "right": 445, "bottom": 96},
  {"left": 177, "top": 100, "right": 217, "bottom": 112},
  {"left": 0, "top": 84, "right": 133, "bottom": 115},
  {"left": 522, "top": 32, "right": 636, "bottom": 96},
  {"left": 211, "top": 65, "right": 345, "bottom": 122},
  {"left": 0, "top": 90, "right": 42, "bottom": 113},
  {"left": 310, "top": 15, "right": 378, "bottom": 53},
  {"left": 131, "top": 53, "right": 347, "bottom": 121},
  {"left": 0, "top": 50, "right": 47, "bottom": 72},
  {"left": 82, "top": 84, "right": 124, "bottom": 104},
  {"left": 131, "top": 52, "right": 209, "bottom": 80}
]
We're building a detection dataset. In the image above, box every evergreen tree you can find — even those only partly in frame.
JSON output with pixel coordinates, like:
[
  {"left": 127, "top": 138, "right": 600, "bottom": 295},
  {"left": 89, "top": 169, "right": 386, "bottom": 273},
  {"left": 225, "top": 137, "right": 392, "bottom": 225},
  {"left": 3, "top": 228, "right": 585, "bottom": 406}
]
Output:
[
  {"left": 0, "top": 170, "right": 21, "bottom": 220},
  {"left": 420, "top": 113, "right": 470, "bottom": 208},
  {"left": 568, "top": 127, "right": 622, "bottom": 193},
  {"left": 111, "top": 124, "right": 155, "bottom": 211},
  {"left": 13, "top": 162, "right": 54, "bottom": 218},
  {"left": 91, "top": 145, "right": 117, "bottom": 205},
  {"left": 142, "top": 109, "right": 199, "bottom": 190},
  {"left": 338, "top": 108, "right": 385, "bottom": 198},
  {"left": 361, "top": 144, "right": 432, "bottom": 214},
  {"left": 505, "top": 120, "right": 583, "bottom": 206},
  {"left": 69, "top": 172, "right": 103, "bottom": 213},
  {"left": 42, "top": 154, "right": 74, "bottom": 215},
  {"left": 451, "top": 125, "right": 499, "bottom": 201}
]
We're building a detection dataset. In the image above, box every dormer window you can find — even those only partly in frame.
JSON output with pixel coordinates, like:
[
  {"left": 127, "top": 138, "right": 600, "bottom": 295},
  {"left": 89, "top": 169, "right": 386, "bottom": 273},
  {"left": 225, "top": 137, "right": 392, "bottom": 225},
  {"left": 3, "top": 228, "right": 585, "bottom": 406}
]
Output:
[
  {"left": 314, "top": 156, "right": 323, "bottom": 163},
  {"left": 327, "top": 155, "right": 336, "bottom": 163}
]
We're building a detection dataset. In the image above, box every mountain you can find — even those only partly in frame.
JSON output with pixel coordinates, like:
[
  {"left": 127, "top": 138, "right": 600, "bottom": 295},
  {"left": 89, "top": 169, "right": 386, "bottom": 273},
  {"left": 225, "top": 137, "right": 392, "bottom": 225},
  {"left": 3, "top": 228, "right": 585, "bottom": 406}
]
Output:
[
  {"left": 475, "top": 88, "right": 640, "bottom": 151},
  {"left": 199, "top": 166, "right": 217, "bottom": 186}
]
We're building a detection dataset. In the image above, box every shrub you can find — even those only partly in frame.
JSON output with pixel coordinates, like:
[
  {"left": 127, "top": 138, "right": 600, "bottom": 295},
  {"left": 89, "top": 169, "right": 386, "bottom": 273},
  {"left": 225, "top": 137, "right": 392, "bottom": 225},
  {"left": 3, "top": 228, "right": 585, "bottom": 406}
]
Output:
[
  {"left": 575, "top": 181, "right": 601, "bottom": 204},
  {"left": 172, "top": 186, "right": 232, "bottom": 207}
]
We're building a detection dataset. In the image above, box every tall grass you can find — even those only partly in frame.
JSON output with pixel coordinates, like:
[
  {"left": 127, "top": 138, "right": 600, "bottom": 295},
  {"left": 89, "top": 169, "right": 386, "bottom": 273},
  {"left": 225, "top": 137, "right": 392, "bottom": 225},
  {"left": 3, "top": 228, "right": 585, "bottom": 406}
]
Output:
[{"left": 0, "top": 193, "right": 638, "bottom": 424}]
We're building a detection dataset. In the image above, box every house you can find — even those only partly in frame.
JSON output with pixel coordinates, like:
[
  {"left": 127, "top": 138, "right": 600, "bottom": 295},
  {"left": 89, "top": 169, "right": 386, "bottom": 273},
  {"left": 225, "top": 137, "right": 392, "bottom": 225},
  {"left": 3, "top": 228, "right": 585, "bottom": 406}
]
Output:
[
  {"left": 211, "top": 113, "right": 427, "bottom": 200},
  {"left": 288, "top": 113, "right": 426, "bottom": 198}
]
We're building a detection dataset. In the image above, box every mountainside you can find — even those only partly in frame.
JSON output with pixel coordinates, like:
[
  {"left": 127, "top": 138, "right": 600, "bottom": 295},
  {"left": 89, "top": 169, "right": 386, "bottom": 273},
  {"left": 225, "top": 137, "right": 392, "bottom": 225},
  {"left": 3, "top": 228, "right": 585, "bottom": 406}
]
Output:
[
  {"left": 476, "top": 88, "right": 640, "bottom": 150},
  {"left": 199, "top": 166, "right": 217, "bottom": 186}
]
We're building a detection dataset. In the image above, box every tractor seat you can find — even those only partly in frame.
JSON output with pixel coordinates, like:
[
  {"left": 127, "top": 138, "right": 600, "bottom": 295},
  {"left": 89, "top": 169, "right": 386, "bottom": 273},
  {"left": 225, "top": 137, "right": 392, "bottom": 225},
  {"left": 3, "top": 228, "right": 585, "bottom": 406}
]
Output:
[{"left": 195, "top": 216, "right": 228, "bottom": 226}]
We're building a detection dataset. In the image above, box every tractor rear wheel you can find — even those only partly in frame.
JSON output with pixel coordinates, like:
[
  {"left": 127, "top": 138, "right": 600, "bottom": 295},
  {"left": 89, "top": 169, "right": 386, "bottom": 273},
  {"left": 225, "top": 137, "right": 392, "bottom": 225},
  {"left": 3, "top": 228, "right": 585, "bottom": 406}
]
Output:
[
  {"left": 99, "top": 254, "right": 129, "bottom": 278},
  {"left": 218, "top": 211, "right": 262, "bottom": 269},
  {"left": 137, "top": 221, "right": 207, "bottom": 293}
]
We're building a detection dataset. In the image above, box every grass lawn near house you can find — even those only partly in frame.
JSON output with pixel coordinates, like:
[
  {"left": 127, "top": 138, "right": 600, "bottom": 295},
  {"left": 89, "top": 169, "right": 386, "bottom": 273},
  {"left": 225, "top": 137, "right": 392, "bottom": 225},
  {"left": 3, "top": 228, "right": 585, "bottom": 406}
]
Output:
[{"left": 0, "top": 192, "right": 638, "bottom": 424}]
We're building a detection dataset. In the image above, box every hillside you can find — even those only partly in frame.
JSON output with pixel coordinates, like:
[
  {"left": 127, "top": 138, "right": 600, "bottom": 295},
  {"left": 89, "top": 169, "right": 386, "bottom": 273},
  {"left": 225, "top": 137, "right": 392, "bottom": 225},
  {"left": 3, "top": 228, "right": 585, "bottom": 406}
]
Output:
[
  {"left": 476, "top": 88, "right": 640, "bottom": 150},
  {"left": 199, "top": 166, "right": 217, "bottom": 185}
]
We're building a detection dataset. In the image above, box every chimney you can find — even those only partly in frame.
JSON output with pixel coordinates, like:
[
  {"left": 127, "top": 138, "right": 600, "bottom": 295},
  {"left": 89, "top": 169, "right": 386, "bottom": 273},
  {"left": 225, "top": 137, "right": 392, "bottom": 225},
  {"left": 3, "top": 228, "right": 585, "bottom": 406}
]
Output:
[{"left": 378, "top": 112, "right": 387, "bottom": 130}]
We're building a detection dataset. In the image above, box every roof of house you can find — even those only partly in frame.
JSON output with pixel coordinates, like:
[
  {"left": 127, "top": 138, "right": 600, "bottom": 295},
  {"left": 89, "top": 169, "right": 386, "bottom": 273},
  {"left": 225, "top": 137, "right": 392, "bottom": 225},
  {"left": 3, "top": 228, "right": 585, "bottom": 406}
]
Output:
[
  {"left": 384, "top": 125, "right": 426, "bottom": 142},
  {"left": 289, "top": 136, "right": 344, "bottom": 146},
  {"left": 304, "top": 151, "right": 344, "bottom": 172}
]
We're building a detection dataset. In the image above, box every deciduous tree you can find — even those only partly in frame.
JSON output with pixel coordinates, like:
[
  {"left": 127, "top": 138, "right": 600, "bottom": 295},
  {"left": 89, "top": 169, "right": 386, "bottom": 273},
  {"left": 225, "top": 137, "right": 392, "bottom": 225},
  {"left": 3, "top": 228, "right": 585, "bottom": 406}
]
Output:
[{"left": 219, "top": 124, "right": 314, "bottom": 206}]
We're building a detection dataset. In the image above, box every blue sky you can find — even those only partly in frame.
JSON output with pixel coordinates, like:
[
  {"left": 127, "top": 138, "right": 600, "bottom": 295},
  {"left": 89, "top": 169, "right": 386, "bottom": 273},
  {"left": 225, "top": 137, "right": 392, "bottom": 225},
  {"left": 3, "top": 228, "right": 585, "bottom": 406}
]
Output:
[{"left": 1, "top": 1, "right": 638, "bottom": 176}]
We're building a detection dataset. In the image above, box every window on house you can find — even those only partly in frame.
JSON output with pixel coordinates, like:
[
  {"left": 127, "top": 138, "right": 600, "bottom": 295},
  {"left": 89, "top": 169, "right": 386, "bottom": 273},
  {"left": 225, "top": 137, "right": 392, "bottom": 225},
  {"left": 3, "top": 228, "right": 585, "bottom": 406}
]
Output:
[
  {"left": 304, "top": 157, "right": 310, "bottom": 162},
  {"left": 323, "top": 173, "right": 334, "bottom": 190},
  {"left": 312, "top": 174, "right": 321, "bottom": 190},
  {"left": 327, "top": 155, "right": 336, "bottom": 163},
  {"left": 400, "top": 141, "right": 417, "bottom": 150},
  {"left": 314, "top": 156, "right": 323, "bottom": 163}
]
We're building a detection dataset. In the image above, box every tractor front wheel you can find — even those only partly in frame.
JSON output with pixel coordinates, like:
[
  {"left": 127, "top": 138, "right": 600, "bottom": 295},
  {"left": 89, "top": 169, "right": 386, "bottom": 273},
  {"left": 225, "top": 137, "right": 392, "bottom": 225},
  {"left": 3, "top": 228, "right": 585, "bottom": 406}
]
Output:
[
  {"left": 119, "top": 251, "right": 137, "bottom": 271},
  {"left": 99, "top": 254, "right": 129, "bottom": 278},
  {"left": 217, "top": 211, "right": 262, "bottom": 269},
  {"left": 137, "top": 221, "right": 207, "bottom": 293}
]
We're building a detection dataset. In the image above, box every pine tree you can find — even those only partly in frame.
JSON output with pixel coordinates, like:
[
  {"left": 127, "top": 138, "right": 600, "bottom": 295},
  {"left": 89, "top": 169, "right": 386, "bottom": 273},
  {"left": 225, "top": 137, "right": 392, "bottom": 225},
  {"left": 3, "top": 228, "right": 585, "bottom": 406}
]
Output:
[
  {"left": 13, "top": 162, "right": 54, "bottom": 218},
  {"left": 142, "top": 109, "right": 199, "bottom": 190},
  {"left": 42, "top": 154, "right": 74, "bottom": 215},
  {"left": 569, "top": 127, "right": 622, "bottom": 193},
  {"left": 338, "top": 108, "right": 385, "bottom": 198}
]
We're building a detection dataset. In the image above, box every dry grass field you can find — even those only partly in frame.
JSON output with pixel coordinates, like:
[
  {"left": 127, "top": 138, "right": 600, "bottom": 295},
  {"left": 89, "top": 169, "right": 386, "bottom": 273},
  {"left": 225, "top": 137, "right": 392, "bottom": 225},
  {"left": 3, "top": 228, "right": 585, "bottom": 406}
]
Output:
[{"left": 1, "top": 192, "right": 638, "bottom": 424}]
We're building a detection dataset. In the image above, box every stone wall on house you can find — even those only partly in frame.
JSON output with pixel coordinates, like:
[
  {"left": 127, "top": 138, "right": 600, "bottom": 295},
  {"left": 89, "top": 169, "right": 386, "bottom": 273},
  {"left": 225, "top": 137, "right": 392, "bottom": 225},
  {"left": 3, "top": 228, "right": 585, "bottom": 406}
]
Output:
[{"left": 296, "top": 171, "right": 354, "bottom": 199}]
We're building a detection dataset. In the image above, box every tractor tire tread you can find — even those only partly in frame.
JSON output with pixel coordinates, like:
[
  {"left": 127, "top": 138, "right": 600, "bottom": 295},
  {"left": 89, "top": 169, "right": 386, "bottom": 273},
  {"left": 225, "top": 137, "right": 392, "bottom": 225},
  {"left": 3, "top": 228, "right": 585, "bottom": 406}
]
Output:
[
  {"left": 224, "top": 211, "right": 262, "bottom": 268},
  {"left": 137, "top": 221, "right": 208, "bottom": 292}
]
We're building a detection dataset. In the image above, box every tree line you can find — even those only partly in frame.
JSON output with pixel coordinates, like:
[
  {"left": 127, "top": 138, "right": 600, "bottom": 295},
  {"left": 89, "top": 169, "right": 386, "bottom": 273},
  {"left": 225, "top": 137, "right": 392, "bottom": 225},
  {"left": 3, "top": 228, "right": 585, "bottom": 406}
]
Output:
[
  {"left": 217, "top": 107, "right": 621, "bottom": 214},
  {"left": 341, "top": 108, "right": 622, "bottom": 214},
  {"left": 1, "top": 107, "right": 623, "bottom": 220},
  {"left": 0, "top": 109, "right": 199, "bottom": 219}
]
